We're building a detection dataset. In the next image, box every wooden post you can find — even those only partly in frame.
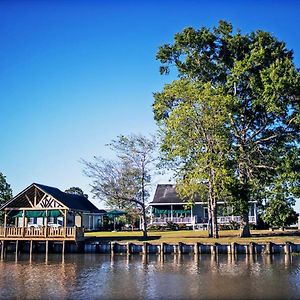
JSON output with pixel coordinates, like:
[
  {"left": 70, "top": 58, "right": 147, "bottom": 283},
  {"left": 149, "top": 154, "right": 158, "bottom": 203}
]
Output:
[
  {"left": 284, "top": 242, "right": 290, "bottom": 255},
  {"left": 143, "top": 242, "right": 148, "bottom": 255},
  {"left": 211, "top": 243, "right": 216, "bottom": 256},
  {"left": 127, "top": 242, "right": 131, "bottom": 254},
  {"left": 62, "top": 240, "right": 65, "bottom": 256},
  {"left": 15, "top": 240, "right": 19, "bottom": 259},
  {"left": 249, "top": 242, "right": 255, "bottom": 255},
  {"left": 45, "top": 209, "right": 48, "bottom": 238},
  {"left": 3, "top": 212, "right": 7, "bottom": 238},
  {"left": 22, "top": 210, "right": 25, "bottom": 237},
  {"left": 178, "top": 242, "right": 182, "bottom": 254},
  {"left": 1, "top": 241, "right": 5, "bottom": 260},
  {"left": 231, "top": 242, "right": 236, "bottom": 255},
  {"left": 194, "top": 243, "right": 199, "bottom": 255},
  {"left": 111, "top": 242, "right": 115, "bottom": 255},
  {"left": 45, "top": 240, "right": 49, "bottom": 262},
  {"left": 160, "top": 242, "right": 165, "bottom": 254},
  {"left": 265, "top": 242, "right": 272, "bottom": 254},
  {"left": 64, "top": 209, "right": 67, "bottom": 237},
  {"left": 30, "top": 240, "right": 33, "bottom": 261}
]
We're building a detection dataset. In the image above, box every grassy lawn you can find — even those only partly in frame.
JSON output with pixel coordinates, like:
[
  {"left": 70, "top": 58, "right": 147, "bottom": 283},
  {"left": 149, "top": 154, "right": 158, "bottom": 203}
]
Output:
[{"left": 85, "top": 229, "right": 300, "bottom": 244}]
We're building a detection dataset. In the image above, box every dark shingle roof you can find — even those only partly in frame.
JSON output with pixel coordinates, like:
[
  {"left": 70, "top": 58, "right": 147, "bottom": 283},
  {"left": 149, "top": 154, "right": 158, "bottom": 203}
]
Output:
[
  {"left": 150, "top": 184, "right": 203, "bottom": 204},
  {"left": 34, "top": 183, "right": 104, "bottom": 213},
  {"left": 150, "top": 184, "right": 183, "bottom": 204}
]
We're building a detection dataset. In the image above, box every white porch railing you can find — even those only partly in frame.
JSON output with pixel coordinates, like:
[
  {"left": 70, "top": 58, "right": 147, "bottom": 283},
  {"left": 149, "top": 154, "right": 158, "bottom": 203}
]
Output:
[
  {"left": 151, "top": 216, "right": 195, "bottom": 224},
  {"left": 150, "top": 215, "right": 256, "bottom": 225},
  {"left": 217, "top": 215, "right": 256, "bottom": 224},
  {"left": 0, "top": 226, "right": 84, "bottom": 239}
]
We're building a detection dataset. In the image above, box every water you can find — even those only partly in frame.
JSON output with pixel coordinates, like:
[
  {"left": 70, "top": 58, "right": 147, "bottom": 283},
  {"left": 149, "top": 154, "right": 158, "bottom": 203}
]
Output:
[{"left": 0, "top": 254, "right": 300, "bottom": 299}]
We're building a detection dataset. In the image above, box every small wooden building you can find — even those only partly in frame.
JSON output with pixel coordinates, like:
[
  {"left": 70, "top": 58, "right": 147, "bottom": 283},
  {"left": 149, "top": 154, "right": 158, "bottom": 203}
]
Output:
[{"left": 0, "top": 183, "right": 106, "bottom": 242}]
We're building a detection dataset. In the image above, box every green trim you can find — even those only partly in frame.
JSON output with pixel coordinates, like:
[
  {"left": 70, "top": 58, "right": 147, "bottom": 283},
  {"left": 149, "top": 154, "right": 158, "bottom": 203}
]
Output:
[{"left": 10, "top": 210, "right": 62, "bottom": 218}]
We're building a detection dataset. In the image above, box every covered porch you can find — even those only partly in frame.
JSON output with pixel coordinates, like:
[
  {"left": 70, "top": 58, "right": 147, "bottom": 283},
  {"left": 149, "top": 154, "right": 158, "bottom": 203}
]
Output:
[
  {"left": 0, "top": 208, "right": 84, "bottom": 241},
  {"left": 149, "top": 205, "right": 196, "bottom": 225}
]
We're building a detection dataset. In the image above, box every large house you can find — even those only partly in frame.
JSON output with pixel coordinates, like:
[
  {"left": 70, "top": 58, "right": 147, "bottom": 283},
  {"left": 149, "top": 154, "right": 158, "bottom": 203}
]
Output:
[
  {"left": 148, "top": 184, "right": 257, "bottom": 228},
  {"left": 0, "top": 183, "right": 106, "bottom": 231}
]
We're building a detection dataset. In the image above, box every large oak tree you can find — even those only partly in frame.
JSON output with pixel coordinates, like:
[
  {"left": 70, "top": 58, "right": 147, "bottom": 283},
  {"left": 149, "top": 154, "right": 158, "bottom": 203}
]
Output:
[{"left": 154, "top": 20, "right": 300, "bottom": 237}]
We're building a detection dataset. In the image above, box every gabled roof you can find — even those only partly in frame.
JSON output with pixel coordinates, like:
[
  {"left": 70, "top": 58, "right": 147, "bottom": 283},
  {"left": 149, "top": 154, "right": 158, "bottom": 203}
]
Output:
[
  {"left": 1, "top": 183, "right": 106, "bottom": 213},
  {"left": 150, "top": 184, "right": 202, "bottom": 204},
  {"left": 150, "top": 184, "right": 183, "bottom": 204}
]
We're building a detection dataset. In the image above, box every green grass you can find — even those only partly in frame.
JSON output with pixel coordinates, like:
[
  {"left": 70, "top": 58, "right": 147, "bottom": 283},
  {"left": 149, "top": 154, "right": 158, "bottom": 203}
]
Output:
[{"left": 85, "top": 229, "right": 300, "bottom": 244}]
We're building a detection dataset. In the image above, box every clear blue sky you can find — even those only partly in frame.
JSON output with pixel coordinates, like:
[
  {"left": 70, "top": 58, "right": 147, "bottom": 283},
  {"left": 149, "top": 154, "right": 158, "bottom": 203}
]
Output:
[{"left": 1, "top": 0, "right": 300, "bottom": 210}]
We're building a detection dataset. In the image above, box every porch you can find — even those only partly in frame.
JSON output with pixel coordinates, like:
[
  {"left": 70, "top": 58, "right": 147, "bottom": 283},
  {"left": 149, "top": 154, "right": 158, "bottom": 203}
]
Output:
[{"left": 0, "top": 226, "right": 84, "bottom": 241}]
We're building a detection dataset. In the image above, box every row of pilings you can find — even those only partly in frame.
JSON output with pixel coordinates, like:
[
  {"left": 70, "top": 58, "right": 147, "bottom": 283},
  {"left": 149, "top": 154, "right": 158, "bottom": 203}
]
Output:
[{"left": 1, "top": 240, "right": 300, "bottom": 257}]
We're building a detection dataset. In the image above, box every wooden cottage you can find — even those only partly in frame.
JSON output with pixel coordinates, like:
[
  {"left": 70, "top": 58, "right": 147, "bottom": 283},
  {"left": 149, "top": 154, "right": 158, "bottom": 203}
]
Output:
[{"left": 0, "top": 183, "right": 106, "bottom": 242}]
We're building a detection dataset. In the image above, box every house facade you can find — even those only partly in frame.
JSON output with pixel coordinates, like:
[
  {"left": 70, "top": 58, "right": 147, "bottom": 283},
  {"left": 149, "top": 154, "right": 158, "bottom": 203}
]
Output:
[
  {"left": 148, "top": 184, "right": 257, "bottom": 228},
  {"left": 0, "top": 183, "right": 106, "bottom": 232}
]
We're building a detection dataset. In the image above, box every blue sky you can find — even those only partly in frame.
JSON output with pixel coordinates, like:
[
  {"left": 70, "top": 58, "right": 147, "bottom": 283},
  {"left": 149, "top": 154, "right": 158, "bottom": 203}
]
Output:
[{"left": 1, "top": 0, "right": 300, "bottom": 210}]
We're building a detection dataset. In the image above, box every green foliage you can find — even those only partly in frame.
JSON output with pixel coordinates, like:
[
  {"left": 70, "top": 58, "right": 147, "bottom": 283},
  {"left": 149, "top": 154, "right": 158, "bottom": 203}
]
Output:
[
  {"left": 262, "top": 198, "right": 298, "bottom": 228},
  {"left": 0, "top": 172, "right": 12, "bottom": 206},
  {"left": 154, "top": 20, "right": 300, "bottom": 237},
  {"left": 0, "top": 172, "right": 13, "bottom": 224},
  {"left": 65, "top": 187, "right": 88, "bottom": 198}
]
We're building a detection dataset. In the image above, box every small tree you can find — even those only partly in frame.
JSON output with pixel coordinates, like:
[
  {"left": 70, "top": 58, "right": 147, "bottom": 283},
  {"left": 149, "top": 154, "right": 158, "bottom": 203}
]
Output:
[
  {"left": 0, "top": 172, "right": 13, "bottom": 224},
  {"left": 262, "top": 198, "right": 298, "bottom": 230},
  {"left": 82, "top": 134, "right": 157, "bottom": 238},
  {"left": 65, "top": 187, "right": 88, "bottom": 198}
]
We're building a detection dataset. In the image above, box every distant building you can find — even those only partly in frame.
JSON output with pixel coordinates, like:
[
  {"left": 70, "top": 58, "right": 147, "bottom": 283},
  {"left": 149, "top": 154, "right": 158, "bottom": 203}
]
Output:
[{"left": 148, "top": 184, "right": 257, "bottom": 229}]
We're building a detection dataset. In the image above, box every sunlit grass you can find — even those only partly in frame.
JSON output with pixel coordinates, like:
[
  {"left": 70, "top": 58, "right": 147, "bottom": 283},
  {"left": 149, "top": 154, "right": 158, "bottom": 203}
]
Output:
[{"left": 85, "top": 229, "right": 300, "bottom": 244}]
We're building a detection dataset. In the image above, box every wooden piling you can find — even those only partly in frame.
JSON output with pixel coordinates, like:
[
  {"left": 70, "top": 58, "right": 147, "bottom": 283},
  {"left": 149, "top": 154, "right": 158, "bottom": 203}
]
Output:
[
  {"left": 127, "top": 242, "right": 131, "bottom": 254},
  {"left": 211, "top": 243, "right": 217, "bottom": 255},
  {"left": 29, "top": 240, "right": 33, "bottom": 261},
  {"left": 231, "top": 242, "right": 236, "bottom": 255},
  {"left": 160, "top": 242, "right": 165, "bottom": 255},
  {"left": 249, "top": 242, "right": 255, "bottom": 255},
  {"left": 111, "top": 242, "right": 115, "bottom": 255},
  {"left": 143, "top": 242, "right": 148, "bottom": 255},
  {"left": 178, "top": 242, "right": 182, "bottom": 254},
  {"left": 284, "top": 242, "right": 290, "bottom": 255},
  {"left": 62, "top": 241, "right": 65, "bottom": 256},
  {"left": 15, "top": 240, "right": 19, "bottom": 259},
  {"left": 194, "top": 243, "right": 199, "bottom": 255},
  {"left": 1, "top": 240, "right": 5, "bottom": 260},
  {"left": 265, "top": 242, "right": 272, "bottom": 254}
]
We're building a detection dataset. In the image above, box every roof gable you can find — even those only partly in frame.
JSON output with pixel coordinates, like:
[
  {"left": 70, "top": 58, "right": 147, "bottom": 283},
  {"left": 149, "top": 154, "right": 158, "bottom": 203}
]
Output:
[{"left": 1, "top": 183, "right": 103, "bottom": 213}]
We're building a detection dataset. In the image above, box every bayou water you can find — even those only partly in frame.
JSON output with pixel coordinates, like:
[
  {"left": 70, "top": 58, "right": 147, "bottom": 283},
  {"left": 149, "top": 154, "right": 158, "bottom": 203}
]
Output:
[{"left": 0, "top": 254, "right": 299, "bottom": 299}]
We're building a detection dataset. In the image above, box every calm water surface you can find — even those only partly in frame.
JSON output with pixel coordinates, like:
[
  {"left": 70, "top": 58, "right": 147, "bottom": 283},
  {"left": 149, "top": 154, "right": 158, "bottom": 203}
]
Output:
[{"left": 0, "top": 253, "right": 300, "bottom": 299}]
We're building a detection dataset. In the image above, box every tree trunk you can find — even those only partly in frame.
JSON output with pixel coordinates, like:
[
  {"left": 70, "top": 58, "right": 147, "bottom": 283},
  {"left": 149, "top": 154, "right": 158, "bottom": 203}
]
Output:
[
  {"left": 207, "top": 198, "right": 213, "bottom": 238},
  {"left": 240, "top": 212, "right": 251, "bottom": 237},
  {"left": 238, "top": 161, "right": 251, "bottom": 237},
  {"left": 142, "top": 207, "right": 148, "bottom": 238},
  {"left": 212, "top": 201, "right": 219, "bottom": 238}
]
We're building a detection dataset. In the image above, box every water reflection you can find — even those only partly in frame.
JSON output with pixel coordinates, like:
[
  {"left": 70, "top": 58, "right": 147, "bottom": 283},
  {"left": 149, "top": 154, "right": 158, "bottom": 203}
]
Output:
[{"left": 0, "top": 254, "right": 300, "bottom": 299}]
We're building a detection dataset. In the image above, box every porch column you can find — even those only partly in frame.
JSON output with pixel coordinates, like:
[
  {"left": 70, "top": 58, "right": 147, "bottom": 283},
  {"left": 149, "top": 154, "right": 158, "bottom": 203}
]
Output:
[
  {"left": 171, "top": 205, "right": 173, "bottom": 222},
  {"left": 3, "top": 212, "right": 7, "bottom": 237},
  {"left": 64, "top": 209, "right": 67, "bottom": 237},
  {"left": 22, "top": 209, "right": 25, "bottom": 237},
  {"left": 45, "top": 209, "right": 48, "bottom": 238},
  {"left": 190, "top": 206, "right": 194, "bottom": 224},
  {"left": 253, "top": 203, "right": 257, "bottom": 225},
  {"left": 150, "top": 206, "right": 153, "bottom": 225}
]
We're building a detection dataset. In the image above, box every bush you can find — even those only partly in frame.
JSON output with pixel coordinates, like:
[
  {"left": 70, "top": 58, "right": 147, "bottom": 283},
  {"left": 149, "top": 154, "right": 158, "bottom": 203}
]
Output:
[{"left": 166, "top": 221, "right": 179, "bottom": 231}]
